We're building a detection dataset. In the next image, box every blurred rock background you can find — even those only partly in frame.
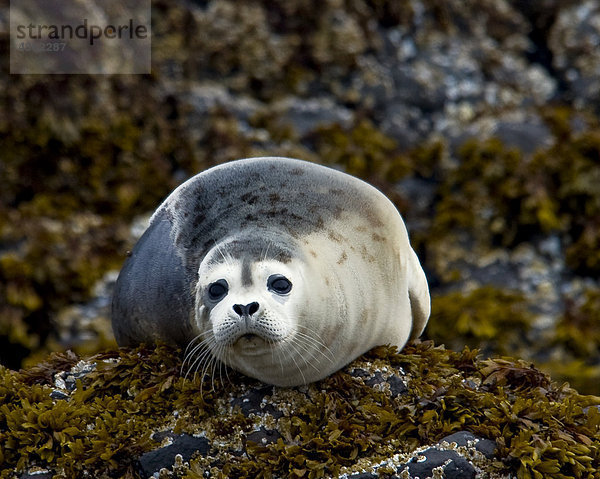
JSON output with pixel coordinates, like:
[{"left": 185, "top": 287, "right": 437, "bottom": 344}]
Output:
[{"left": 0, "top": 0, "right": 599, "bottom": 393}]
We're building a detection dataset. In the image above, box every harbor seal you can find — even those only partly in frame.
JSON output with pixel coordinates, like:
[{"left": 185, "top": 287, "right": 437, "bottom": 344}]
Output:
[{"left": 112, "top": 157, "right": 430, "bottom": 386}]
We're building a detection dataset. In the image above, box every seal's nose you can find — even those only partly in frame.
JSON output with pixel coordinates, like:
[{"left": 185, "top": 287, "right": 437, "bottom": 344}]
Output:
[{"left": 233, "top": 302, "right": 259, "bottom": 317}]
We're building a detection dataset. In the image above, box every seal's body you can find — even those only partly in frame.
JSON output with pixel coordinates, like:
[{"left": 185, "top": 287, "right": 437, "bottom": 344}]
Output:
[{"left": 112, "top": 157, "right": 430, "bottom": 386}]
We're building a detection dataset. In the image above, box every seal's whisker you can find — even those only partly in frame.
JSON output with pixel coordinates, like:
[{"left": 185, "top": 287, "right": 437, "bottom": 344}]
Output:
[
  {"left": 182, "top": 337, "right": 211, "bottom": 372},
  {"left": 186, "top": 337, "right": 216, "bottom": 382},
  {"left": 183, "top": 337, "right": 216, "bottom": 379},
  {"left": 213, "top": 344, "right": 228, "bottom": 392},
  {"left": 294, "top": 325, "right": 337, "bottom": 364},
  {"left": 285, "top": 340, "right": 307, "bottom": 385},
  {"left": 217, "top": 345, "right": 229, "bottom": 391},
  {"left": 210, "top": 355, "right": 217, "bottom": 393},
  {"left": 298, "top": 337, "right": 327, "bottom": 373},
  {"left": 193, "top": 350, "right": 208, "bottom": 386},
  {"left": 212, "top": 343, "right": 224, "bottom": 392},
  {"left": 287, "top": 335, "right": 321, "bottom": 372},
  {"left": 261, "top": 240, "right": 273, "bottom": 262},
  {"left": 213, "top": 240, "right": 234, "bottom": 269},
  {"left": 269, "top": 337, "right": 277, "bottom": 368},
  {"left": 277, "top": 344, "right": 285, "bottom": 376},
  {"left": 183, "top": 330, "right": 213, "bottom": 357},
  {"left": 296, "top": 335, "right": 327, "bottom": 371},
  {"left": 225, "top": 246, "right": 236, "bottom": 269},
  {"left": 188, "top": 351, "right": 210, "bottom": 385},
  {"left": 199, "top": 348, "right": 219, "bottom": 396},
  {"left": 294, "top": 332, "right": 336, "bottom": 365},
  {"left": 198, "top": 355, "right": 210, "bottom": 397},
  {"left": 268, "top": 337, "right": 289, "bottom": 377},
  {"left": 223, "top": 349, "right": 233, "bottom": 389},
  {"left": 183, "top": 335, "right": 214, "bottom": 372},
  {"left": 183, "top": 344, "right": 205, "bottom": 379},
  {"left": 272, "top": 338, "right": 287, "bottom": 376},
  {"left": 203, "top": 355, "right": 218, "bottom": 396},
  {"left": 217, "top": 353, "right": 223, "bottom": 390}
]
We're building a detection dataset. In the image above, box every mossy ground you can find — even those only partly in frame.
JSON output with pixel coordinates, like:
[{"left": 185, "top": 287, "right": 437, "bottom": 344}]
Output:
[{"left": 1, "top": 342, "right": 599, "bottom": 479}]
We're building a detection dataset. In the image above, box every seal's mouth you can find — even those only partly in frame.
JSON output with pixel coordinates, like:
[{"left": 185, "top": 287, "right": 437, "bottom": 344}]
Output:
[
  {"left": 241, "top": 333, "right": 259, "bottom": 341},
  {"left": 235, "top": 331, "right": 267, "bottom": 344},
  {"left": 220, "top": 322, "right": 290, "bottom": 350},
  {"left": 232, "top": 333, "right": 270, "bottom": 355}
]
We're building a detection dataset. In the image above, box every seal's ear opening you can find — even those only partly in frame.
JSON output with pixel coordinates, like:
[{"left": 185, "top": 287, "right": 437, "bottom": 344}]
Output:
[{"left": 407, "top": 248, "right": 431, "bottom": 340}]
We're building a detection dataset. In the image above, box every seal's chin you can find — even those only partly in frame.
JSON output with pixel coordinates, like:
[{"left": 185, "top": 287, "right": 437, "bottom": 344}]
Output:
[{"left": 232, "top": 333, "right": 271, "bottom": 355}]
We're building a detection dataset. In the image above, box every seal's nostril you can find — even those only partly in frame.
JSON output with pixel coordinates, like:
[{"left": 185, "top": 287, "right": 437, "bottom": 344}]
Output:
[
  {"left": 233, "top": 302, "right": 259, "bottom": 317},
  {"left": 248, "top": 302, "right": 259, "bottom": 315}
]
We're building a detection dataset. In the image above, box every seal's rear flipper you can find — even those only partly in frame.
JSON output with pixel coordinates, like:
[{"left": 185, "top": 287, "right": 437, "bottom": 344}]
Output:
[{"left": 407, "top": 248, "right": 430, "bottom": 340}]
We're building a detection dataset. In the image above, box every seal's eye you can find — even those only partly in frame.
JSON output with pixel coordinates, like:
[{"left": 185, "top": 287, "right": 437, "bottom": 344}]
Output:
[
  {"left": 208, "top": 279, "right": 228, "bottom": 301},
  {"left": 267, "top": 274, "right": 292, "bottom": 295}
]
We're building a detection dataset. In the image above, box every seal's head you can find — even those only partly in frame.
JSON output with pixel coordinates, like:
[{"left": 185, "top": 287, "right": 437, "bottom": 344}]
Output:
[{"left": 190, "top": 232, "right": 329, "bottom": 386}]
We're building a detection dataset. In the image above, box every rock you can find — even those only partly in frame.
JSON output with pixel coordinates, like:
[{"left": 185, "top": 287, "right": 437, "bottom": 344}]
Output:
[
  {"left": 245, "top": 426, "right": 282, "bottom": 446},
  {"left": 349, "top": 367, "right": 409, "bottom": 398},
  {"left": 138, "top": 434, "right": 210, "bottom": 476},
  {"left": 397, "top": 448, "right": 476, "bottom": 479},
  {"left": 231, "top": 384, "right": 283, "bottom": 418},
  {"left": 19, "top": 471, "right": 54, "bottom": 479},
  {"left": 271, "top": 96, "right": 353, "bottom": 137},
  {"left": 490, "top": 119, "right": 554, "bottom": 154},
  {"left": 438, "top": 431, "right": 497, "bottom": 459}
]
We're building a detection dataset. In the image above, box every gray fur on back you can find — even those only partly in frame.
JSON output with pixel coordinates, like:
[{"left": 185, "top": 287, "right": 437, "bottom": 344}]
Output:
[{"left": 157, "top": 157, "right": 387, "bottom": 271}]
